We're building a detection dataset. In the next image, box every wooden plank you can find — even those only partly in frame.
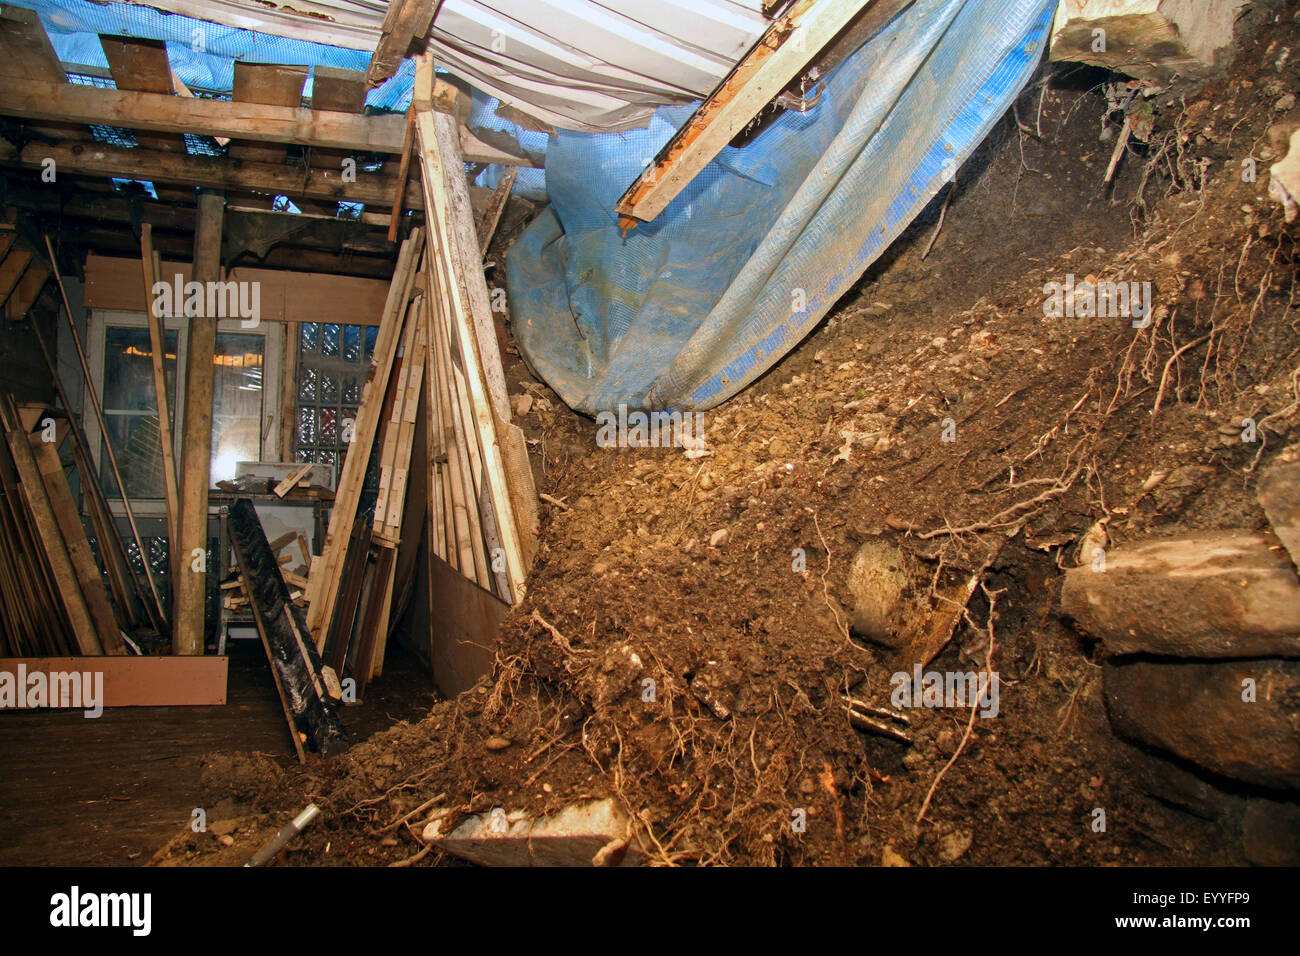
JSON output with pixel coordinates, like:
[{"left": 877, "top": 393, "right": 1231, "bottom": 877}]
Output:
[
  {"left": 173, "top": 190, "right": 224, "bottom": 656},
  {"left": 27, "top": 436, "right": 126, "bottom": 654},
  {"left": 0, "top": 7, "right": 65, "bottom": 83},
  {"left": 99, "top": 36, "right": 174, "bottom": 94},
  {"left": 426, "top": 553, "right": 507, "bottom": 698},
  {"left": 0, "top": 79, "right": 537, "bottom": 163},
  {"left": 311, "top": 66, "right": 368, "bottom": 114},
  {"left": 0, "top": 7, "right": 85, "bottom": 144},
  {"left": 83, "top": 254, "right": 392, "bottom": 326},
  {"left": 0, "top": 249, "right": 32, "bottom": 308},
  {"left": 4, "top": 264, "right": 49, "bottom": 320},
  {"left": 387, "top": 108, "right": 417, "bottom": 243},
  {"left": 1, "top": 420, "right": 103, "bottom": 655},
  {"left": 0, "top": 657, "right": 229, "bottom": 706},
  {"left": 140, "top": 225, "right": 181, "bottom": 576},
  {"left": 0, "top": 80, "right": 408, "bottom": 152},
  {"left": 15, "top": 141, "right": 422, "bottom": 209},
  {"left": 414, "top": 100, "right": 529, "bottom": 599},
  {"left": 99, "top": 34, "right": 189, "bottom": 185},
  {"left": 230, "top": 62, "right": 309, "bottom": 167},
  {"left": 476, "top": 165, "right": 517, "bottom": 255},
  {"left": 614, "top": 0, "right": 876, "bottom": 226},
  {"left": 305, "top": 228, "right": 423, "bottom": 645},
  {"left": 273, "top": 462, "right": 314, "bottom": 498}
]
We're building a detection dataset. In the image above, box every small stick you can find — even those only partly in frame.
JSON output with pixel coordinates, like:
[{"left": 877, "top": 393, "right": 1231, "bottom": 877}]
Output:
[{"left": 845, "top": 708, "right": 913, "bottom": 744}]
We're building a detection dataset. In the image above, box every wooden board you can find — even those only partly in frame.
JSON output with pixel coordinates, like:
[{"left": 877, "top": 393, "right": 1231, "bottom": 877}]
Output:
[
  {"left": 2, "top": 423, "right": 103, "bottom": 655},
  {"left": 614, "top": 0, "right": 875, "bottom": 225},
  {"left": 173, "top": 190, "right": 223, "bottom": 656},
  {"left": 27, "top": 436, "right": 126, "bottom": 654},
  {"left": 0, "top": 657, "right": 228, "bottom": 707},
  {"left": 305, "top": 229, "right": 423, "bottom": 645},
  {"left": 83, "top": 254, "right": 392, "bottom": 326},
  {"left": 311, "top": 66, "right": 369, "bottom": 114}
]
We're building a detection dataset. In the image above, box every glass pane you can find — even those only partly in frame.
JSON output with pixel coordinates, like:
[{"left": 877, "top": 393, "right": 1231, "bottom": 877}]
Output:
[
  {"left": 100, "top": 327, "right": 178, "bottom": 499},
  {"left": 343, "top": 325, "right": 361, "bottom": 362},
  {"left": 300, "top": 322, "right": 319, "bottom": 353},
  {"left": 321, "top": 324, "right": 339, "bottom": 357},
  {"left": 210, "top": 333, "right": 264, "bottom": 483}
]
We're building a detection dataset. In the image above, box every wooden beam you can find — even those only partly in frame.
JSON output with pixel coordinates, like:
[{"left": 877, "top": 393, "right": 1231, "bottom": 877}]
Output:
[
  {"left": 0, "top": 79, "right": 408, "bottom": 153},
  {"left": 614, "top": 0, "right": 876, "bottom": 226},
  {"left": 174, "top": 189, "right": 224, "bottom": 656},
  {"left": 11, "top": 141, "right": 422, "bottom": 208},
  {"left": 0, "top": 657, "right": 229, "bottom": 706},
  {"left": 366, "top": 0, "right": 438, "bottom": 87},
  {"left": 83, "top": 254, "right": 392, "bottom": 326}
]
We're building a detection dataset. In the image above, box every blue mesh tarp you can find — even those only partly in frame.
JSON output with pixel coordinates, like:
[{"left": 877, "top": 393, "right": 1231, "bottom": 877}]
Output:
[
  {"left": 16, "top": 0, "right": 414, "bottom": 109},
  {"left": 507, "top": 0, "right": 1058, "bottom": 415}
]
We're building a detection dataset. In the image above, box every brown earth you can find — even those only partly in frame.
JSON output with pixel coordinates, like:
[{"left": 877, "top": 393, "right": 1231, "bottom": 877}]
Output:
[{"left": 166, "top": 1, "right": 1300, "bottom": 867}]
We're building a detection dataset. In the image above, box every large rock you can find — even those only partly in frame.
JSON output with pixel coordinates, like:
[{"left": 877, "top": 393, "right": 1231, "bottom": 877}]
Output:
[
  {"left": 1050, "top": 0, "right": 1246, "bottom": 83},
  {"left": 1259, "top": 445, "right": 1300, "bottom": 570},
  {"left": 422, "top": 798, "right": 643, "bottom": 867},
  {"left": 1061, "top": 531, "right": 1300, "bottom": 658},
  {"left": 1104, "top": 658, "right": 1300, "bottom": 790}
]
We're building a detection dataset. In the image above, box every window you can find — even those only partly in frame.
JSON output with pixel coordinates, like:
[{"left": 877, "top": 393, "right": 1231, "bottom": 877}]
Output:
[
  {"left": 211, "top": 333, "right": 266, "bottom": 483},
  {"left": 99, "top": 326, "right": 178, "bottom": 499},
  {"left": 85, "top": 310, "right": 283, "bottom": 516}
]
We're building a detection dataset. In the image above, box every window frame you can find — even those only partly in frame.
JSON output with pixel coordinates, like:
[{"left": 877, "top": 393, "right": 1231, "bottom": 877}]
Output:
[{"left": 85, "top": 308, "right": 285, "bottom": 517}]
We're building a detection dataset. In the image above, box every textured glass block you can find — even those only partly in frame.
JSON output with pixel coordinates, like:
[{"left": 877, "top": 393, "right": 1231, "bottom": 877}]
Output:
[
  {"left": 344, "top": 325, "right": 361, "bottom": 362},
  {"left": 300, "top": 322, "right": 319, "bottom": 353},
  {"left": 297, "top": 366, "right": 317, "bottom": 402},
  {"left": 342, "top": 375, "right": 361, "bottom": 404},
  {"left": 317, "top": 450, "right": 337, "bottom": 469},
  {"left": 319, "top": 407, "right": 337, "bottom": 445},
  {"left": 322, "top": 324, "right": 340, "bottom": 357},
  {"left": 365, "top": 326, "right": 378, "bottom": 358},
  {"left": 297, "top": 407, "right": 315, "bottom": 446},
  {"left": 321, "top": 373, "right": 338, "bottom": 403}
]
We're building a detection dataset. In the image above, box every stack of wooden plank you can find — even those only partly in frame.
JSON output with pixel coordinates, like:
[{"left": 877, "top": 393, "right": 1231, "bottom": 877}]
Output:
[
  {"left": 0, "top": 397, "right": 129, "bottom": 657},
  {"left": 301, "top": 56, "right": 539, "bottom": 695}
]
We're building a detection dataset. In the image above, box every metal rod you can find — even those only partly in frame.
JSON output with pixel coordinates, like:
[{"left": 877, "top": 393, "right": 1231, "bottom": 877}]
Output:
[{"left": 42, "top": 234, "right": 170, "bottom": 632}]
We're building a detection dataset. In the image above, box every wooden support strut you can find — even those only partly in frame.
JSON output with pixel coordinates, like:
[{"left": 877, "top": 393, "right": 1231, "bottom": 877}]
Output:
[{"left": 173, "top": 191, "right": 224, "bottom": 654}]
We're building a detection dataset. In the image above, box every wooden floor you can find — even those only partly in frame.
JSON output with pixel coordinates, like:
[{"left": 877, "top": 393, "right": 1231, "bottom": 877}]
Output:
[{"left": 0, "top": 639, "right": 436, "bottom": 865}]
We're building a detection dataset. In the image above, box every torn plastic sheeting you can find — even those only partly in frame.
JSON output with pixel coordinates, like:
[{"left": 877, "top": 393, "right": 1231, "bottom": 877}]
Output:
[{"left": 506, "top": 0, "right": 1058, "bottom": 416}]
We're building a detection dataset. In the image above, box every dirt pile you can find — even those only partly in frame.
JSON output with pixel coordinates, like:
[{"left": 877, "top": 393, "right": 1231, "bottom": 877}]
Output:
[{"left": 172, "top": 1, "right": 1300, "bottom": 867}]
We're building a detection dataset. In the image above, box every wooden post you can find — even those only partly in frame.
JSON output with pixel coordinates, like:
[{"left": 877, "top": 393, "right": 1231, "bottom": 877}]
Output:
[{"left": 174, "top": 189, "right": 224, "bottom": 655}]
